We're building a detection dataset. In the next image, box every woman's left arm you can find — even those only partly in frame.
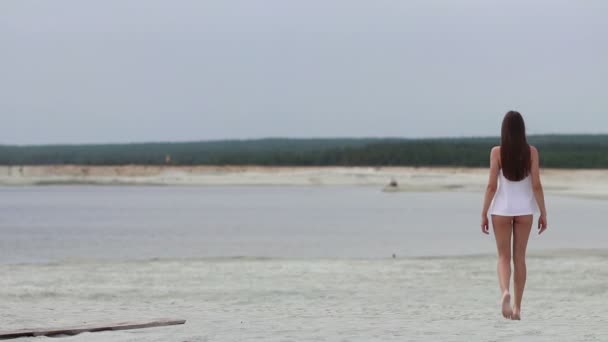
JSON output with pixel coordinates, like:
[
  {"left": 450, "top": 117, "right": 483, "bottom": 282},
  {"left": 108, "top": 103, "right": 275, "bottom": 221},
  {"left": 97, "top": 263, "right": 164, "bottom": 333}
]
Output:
[{"left": 481, "top": 147, "right": 500, "bottom": 234}]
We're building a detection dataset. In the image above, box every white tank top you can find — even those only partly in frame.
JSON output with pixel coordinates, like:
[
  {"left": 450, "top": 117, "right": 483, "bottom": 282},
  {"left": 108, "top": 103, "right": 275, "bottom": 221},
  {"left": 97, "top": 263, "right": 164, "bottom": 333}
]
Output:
[{"left": 490, "top": 170, "right": 537, "bottom": 216}]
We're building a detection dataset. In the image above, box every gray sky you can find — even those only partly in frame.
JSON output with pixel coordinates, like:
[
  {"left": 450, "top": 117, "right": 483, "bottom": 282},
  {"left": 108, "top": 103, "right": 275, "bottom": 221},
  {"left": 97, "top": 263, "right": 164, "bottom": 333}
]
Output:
[{"left": 1, "top": 0, "right": 607, "bottom": 145}]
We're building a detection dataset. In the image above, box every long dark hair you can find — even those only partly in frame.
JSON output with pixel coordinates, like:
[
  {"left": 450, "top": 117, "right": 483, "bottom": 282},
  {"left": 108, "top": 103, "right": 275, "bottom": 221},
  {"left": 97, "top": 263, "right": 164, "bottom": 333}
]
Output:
[{"left": 500, "top": 111, "right": 530, "bottom": 181}]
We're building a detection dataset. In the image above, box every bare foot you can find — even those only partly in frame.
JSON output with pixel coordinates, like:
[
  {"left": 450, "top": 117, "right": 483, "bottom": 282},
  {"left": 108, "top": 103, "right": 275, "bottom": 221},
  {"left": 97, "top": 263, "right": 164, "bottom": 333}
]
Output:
[
  {"left": 501, "top": 292, "right": 513, "bottom": 319},
  {"left": 511, "top": 307, "right": 521, "bottom": 320}
]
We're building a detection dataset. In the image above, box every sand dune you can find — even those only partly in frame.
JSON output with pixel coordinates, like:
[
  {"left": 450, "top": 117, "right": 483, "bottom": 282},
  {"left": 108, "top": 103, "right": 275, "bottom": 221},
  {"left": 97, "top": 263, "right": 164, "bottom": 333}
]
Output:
[{"left": 1, "top": 165, "right": 607, "bottom": 198}]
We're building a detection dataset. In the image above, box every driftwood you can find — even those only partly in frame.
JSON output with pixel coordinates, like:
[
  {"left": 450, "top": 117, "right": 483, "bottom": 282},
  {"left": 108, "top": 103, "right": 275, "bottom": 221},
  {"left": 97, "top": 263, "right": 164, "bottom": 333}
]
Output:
[{"left": 0, "top": 319, "right": 186, "bottom": 340}]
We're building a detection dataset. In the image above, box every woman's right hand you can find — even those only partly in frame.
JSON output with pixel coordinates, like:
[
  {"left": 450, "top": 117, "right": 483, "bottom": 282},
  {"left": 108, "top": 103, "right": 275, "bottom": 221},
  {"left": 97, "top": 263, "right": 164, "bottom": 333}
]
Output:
[
  {"left": 538, "top": 214, "right": 548, "bottom": 234},
  {"left": 481, "top": 215, "right": 490, "bottom": 235}
]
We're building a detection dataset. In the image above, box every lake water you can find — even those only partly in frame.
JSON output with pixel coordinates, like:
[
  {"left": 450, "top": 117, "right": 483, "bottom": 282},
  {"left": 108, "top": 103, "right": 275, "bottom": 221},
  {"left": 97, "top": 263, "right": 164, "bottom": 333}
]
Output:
[
  {"left": 1, "top": 186, "right": 607, "bottom": 341},
  {"left": 1, "top": 186, "right": 607, "bottom": 263}
]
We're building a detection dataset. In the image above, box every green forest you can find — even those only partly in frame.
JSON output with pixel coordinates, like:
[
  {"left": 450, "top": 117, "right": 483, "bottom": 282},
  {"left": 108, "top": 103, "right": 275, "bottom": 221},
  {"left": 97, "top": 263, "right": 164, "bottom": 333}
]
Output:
[{"left": 1, "top": 135, "right": 608, "bottom": 168}]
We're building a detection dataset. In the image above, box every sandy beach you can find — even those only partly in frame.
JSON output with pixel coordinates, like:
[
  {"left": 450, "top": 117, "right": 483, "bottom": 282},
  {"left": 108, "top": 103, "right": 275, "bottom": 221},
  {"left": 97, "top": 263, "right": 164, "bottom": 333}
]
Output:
[
  {"left": 2, "top": 175, "right": 608, "bottom": 341},
  {"left": 2, "top": 165, "right": 608, "bottom": 199},
  {"left": 2, "top": 253, "right": 607, "bottom": 342}
]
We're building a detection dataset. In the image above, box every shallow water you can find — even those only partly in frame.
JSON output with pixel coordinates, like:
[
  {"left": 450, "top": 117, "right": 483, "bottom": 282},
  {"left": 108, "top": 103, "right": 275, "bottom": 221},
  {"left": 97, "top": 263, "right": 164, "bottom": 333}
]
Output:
[
  {"left": 1, "top": 186, "right": 607, "bottom": 263},
  {"left": 1, "top": 186, "right": 607, "bottom": 341}
]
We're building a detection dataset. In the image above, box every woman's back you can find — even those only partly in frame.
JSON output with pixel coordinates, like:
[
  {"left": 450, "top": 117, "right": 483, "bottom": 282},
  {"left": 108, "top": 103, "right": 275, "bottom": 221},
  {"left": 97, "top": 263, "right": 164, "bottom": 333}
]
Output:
[{"left": 491, "top": 168, "right": 537, "bottom": 216}]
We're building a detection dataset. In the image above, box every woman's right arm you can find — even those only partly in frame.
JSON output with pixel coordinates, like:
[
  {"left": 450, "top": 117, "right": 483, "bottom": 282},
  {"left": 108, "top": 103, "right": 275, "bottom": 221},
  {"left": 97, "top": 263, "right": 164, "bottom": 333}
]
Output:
[
  {"left": 530, "top": 146, "right": 548, "bottom": 234},
  {"left": 480, "top": 147, "right": 500, "bottom": 234}
]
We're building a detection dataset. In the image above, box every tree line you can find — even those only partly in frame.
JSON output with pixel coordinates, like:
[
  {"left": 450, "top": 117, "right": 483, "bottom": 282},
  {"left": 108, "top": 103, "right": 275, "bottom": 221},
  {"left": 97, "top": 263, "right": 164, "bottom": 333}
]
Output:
[{"left": 1, "top": 135, "right": 608, "bottom": 168}]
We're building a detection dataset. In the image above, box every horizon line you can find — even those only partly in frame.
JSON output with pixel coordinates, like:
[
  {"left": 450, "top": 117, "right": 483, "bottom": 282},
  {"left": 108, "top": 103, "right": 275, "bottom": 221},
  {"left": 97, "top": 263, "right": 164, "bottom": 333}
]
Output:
[{"left": 2, "top": 133, "right": 608, "bottom": 147}]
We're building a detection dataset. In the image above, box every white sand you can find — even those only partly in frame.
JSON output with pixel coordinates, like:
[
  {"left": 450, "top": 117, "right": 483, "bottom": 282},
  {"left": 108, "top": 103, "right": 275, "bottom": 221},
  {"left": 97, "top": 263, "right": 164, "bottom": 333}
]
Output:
[
  {"left": 1, "top": 253, "right": 607, "bottom": 341},
  {"left": 1, "top": 165, "right": 608, "bottom": 199}
]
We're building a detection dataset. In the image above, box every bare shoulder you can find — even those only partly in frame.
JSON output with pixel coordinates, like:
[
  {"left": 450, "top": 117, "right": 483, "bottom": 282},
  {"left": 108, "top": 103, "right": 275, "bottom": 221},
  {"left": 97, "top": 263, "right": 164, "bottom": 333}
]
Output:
[
  {"left": 490, "top": 146, "right": 500, "bottom": 156},
  {"left": 529, "top": 145, "right": 539, "bottom": 157}
]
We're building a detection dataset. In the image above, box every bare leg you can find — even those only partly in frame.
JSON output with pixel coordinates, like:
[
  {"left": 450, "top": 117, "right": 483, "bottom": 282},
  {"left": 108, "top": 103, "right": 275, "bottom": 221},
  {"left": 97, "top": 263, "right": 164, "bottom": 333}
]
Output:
[
  {"left": 511, "top": 215, "right": 533, "bottom": 320},
  {"left": 492, "top": 215, "right": 513, "bottom": 319}
]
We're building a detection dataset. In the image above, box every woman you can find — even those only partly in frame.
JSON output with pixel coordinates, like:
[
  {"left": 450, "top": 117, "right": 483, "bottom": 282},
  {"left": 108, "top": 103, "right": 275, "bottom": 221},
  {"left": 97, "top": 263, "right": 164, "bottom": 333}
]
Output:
[{"left": 480, "top": 111, "right": 548, "bottom": 320}]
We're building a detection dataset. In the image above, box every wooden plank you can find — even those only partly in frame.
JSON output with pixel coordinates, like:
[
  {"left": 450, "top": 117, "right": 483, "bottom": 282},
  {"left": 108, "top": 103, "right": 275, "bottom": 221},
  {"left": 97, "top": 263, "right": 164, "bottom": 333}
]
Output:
[{"left": 0, "top": 319, "right": 186, "bottom": 340}]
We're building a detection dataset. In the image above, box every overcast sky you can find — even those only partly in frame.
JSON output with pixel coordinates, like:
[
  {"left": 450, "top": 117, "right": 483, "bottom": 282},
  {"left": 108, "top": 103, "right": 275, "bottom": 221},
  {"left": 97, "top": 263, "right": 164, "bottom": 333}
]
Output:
[{"left": 1, "top": 1, "right": 606, "bottom": 145}]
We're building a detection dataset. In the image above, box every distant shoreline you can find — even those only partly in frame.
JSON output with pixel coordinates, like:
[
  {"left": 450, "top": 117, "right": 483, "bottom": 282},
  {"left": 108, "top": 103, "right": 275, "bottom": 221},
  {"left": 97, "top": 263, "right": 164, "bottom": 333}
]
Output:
[
  {"left": 4, "top": 135, "right": 608, "bottom": 168},
  {"left": 2, "top": 165, "right": 608, "bottom": 199}
]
